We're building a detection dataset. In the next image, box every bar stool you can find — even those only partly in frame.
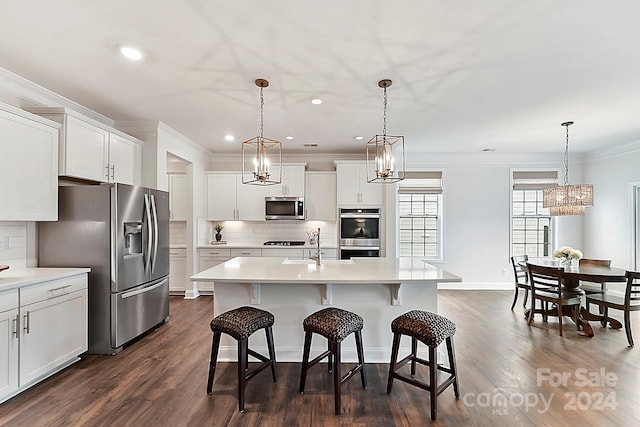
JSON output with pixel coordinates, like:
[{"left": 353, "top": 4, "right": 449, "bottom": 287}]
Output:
[
  {"left": 206, "top": 306, "right": 277, "bottom": 412},
  {"left": 298, "top": 307, "right": 367, "bottom": 415},
  {"left": 386, "top": 310, "right": 459, "bottom": 421}
]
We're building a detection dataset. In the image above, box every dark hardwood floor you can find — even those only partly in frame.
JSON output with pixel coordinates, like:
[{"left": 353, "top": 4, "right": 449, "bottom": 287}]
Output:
[{"left": 1, "top": 290, "right": 640, "bottom": 426}]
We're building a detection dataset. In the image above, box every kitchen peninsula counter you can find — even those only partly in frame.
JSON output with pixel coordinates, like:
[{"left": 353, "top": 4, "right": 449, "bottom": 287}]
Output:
[{"left": 191, "top": 257, "right": 461, "bottom": 362}]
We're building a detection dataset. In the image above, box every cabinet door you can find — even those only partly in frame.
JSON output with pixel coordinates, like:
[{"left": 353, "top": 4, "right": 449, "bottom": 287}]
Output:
[
  {"left": 169, "top": 249, "right": 187, "bottom": 292},
  {"left": 63, "top": 115, "right": 110, "bottom": 182},
  {"left": 236, "top": 175, "right": 267, "bottom": 221},
  {"left": 169, "top": 174, "right": 189, "bottom": 220},
  {"left": 108, "top": 133, "right": 140, "bottom": 185},
  {"left": 359, "top": 163, "right": 383, "bottom": 205},
  {"left": 283, "top": 165, "right": 306, "bottom": 197},
  {"left": 0, "top": 308, "right": 19, "bottom": 402},
  {"left": 336, "top": 163, "right": 361, "bottom": 205},
  {"left": 19, "top": 289, "right": 88, "bottom": 386},
  {"left": 207, "top": 173, "right": 237, "bottom": 220},
  {"left": 0, "top": 108, "right": 59, "bottom": 221},
  {"left": 305, "top": 171, "right": 336, "bottom": 221},
  {"left": 197, "top": 256, "right": 230, "bottom": 292}
]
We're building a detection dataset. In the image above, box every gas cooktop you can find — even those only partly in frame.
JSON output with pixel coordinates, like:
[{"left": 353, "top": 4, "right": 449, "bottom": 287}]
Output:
[{"left": 263, "top": 241, "right": 306, "bottom": 246}]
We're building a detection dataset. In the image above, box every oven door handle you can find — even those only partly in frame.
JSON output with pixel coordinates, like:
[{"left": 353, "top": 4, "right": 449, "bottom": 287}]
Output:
[
  {"left": 339, "top": 214, "right": 380, "bottom": 219},
  {"left": 340, "top": 246, "right": 380, "bottom": 250}
]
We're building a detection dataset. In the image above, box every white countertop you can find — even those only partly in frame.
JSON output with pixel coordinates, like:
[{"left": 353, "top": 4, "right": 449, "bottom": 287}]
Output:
[
  {"left": 190, "top": 257, "right": 461, "bottom": 285},
  {"left": 0, "top": 267, "right": 91, "bottom": 292}
]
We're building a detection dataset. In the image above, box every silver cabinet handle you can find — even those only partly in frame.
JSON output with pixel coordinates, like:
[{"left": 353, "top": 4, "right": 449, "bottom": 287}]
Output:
[
  {"left": 105, "top": 164, "right": 110, "bottom": 179},
  {"left": 48, "top": 284, "right": 72, "bottom": 293},
  {"left": 13, "top": 314, "right": 19, "bottom": 338},
  {"left": 23, "top": 311, "right": 30, "bottom": 334},
  {"left": 111, "top": 164, "right": 116, "bottom": 180}
]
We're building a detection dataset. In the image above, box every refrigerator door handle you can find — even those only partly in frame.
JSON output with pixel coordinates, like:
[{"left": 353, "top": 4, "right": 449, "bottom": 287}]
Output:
[
  {"left": 150, "top": 194, "right": 159, "bottom": 274},
  {"left": 143, "top": 193, "right": 153, "bottom": 274},
  {"left": 121, "top": 277, "right": 168, "bottom": 299}
]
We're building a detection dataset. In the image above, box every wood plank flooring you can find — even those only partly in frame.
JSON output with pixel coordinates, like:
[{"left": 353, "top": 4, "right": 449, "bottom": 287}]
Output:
[{"left": 1, "top": 290, "right": 640, "bottom": 426}]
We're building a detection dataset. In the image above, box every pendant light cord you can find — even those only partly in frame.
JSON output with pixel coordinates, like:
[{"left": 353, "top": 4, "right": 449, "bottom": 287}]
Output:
[
  {"left": 382, "top": 86, "right": 387, "bottom": 137},
  {"left": 563, "top": 122, "right": 570, "bottom": 186},
  {"left": 259, "top": 86, "right": 264, "bottom": 140}
]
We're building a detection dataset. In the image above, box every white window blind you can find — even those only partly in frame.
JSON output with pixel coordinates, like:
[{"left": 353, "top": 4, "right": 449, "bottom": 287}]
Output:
[
  {"left": 512, "top": 171, "right": 558, "bottom": 190},
  {"left": 398, "top": 171, "right": 443, "bottom": 194}
]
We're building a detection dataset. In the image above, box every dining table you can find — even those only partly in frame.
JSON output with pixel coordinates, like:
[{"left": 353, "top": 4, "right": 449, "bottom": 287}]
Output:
[{"left": 520, "top": 258, "right": 628, "bottom": 337}]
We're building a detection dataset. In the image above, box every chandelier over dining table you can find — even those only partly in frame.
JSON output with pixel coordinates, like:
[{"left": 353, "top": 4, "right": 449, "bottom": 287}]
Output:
[{"left": 543, "top": 121, "right": 593, "bottom": 216}]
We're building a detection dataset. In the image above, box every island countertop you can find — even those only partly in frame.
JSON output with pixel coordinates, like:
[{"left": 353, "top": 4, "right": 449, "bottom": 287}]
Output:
[{"left": 190, "top": 256, "right": 461, "bottom": 285}]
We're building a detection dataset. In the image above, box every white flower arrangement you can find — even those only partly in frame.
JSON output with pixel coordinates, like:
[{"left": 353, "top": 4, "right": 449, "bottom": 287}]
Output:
[
  {"left": 553, "top": 246, "right": 583, "bottom": 262},
  {"left": 306, "top": 229, "right": 319, "bottom": 244}
]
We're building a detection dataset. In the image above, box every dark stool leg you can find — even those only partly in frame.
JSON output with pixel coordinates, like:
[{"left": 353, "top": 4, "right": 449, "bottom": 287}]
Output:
[
  {"left": 238, "top": 337, "right": 248, "bottom": 412},
  {"left": 328, "top": 337, "right": 333, "bottom": 373},
  {"left": 429, "top": 344, "right": 438, "bottom": 421},
  {"left": 333, "top": 340, "right": 342, "bottom": 415},
  {"left": 446, "top": 336, "right": 460, "bottom": 398},
  {"left": 386, "top": 333, "right": 401, "bottom": 394},
  {"left": 354, "top": 330, "right": 367, "bottom": 389},
  {"left": 410, "top": 337, "right": 418, "bottom": 376},
  {"left": 207, "top": 331, "right": 222, "bottom": 394},
  {"left": 265, "top": 326, "right": 277, "bottom": 382},
  {"left": 299, "top": 331, "right": 313, "bottom": 394}
]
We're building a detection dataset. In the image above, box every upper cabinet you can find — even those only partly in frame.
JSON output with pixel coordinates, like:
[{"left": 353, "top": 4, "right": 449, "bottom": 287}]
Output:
[
  {"left": 0, "top": 103, "right": 59, "bottom": 221},
  {"left": 266, "top": 164, "right": 306, "bottom": 197},
  {"left": 305, "top": 171, "right": 337, "bottom": 221},
  {"left": 206, "top": 173, "right": 265, "bottom": 221},
  {"left": 27, "top": 108, "right": 141, "bottom": 185},
  {"left": 335, "top": 162, "right": 382, "bottom": 206},
  {"left": 168, "top": 174, "right": 188, "bottom": 221}
]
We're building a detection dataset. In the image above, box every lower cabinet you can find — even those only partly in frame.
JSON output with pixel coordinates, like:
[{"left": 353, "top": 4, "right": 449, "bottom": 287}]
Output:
[
  {"left": 169, "top": 248, "right": 187, "bottom": 294},
  {"left": 197, "top": 248, "right": 232, "bottom": 293},
  {"left": 0, "top": 272, "right": 88, "bottom": 404}
]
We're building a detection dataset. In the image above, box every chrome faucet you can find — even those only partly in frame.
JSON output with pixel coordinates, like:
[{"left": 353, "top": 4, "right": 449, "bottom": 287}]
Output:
[{"left": 310, "top": 227, "right": 321, "bottom": 266}]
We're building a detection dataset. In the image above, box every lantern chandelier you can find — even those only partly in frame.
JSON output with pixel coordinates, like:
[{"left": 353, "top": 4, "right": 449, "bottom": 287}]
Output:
[
  {"left": 366, "top": 79, "right": 405, "bottom": 183},
  {"left": 242, "top": 78, "right": 282, "bottom": 186},
  {"left": 543, "top": 121, "right": 593, "bottom": 216}
]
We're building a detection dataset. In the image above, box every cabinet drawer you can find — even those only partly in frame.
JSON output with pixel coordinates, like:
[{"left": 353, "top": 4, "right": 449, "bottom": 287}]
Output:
[
  {"left": 0, "top": 288, "right": 18, "bottom": 312},
  {"left": 231, "top": 249, "right": 261, "bottom": 257},
  {"left": 261, "top": 248, "right": 304, "bottom": 258},
  {"left": 198, "top": 248, "right": 231, "bottom": 257},
  {"left": 20, "top": 274, "right": 88, "bottom": 307},
  {"left": 305, "top": 248, "right": 337, "bottom": 259},
  {"left": 170, "top": 248, "right": 186, "bottom": 257}
]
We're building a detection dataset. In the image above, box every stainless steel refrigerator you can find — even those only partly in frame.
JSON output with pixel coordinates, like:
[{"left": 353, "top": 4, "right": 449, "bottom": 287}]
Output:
[{"left": 38, "top": 183, "right": 170, "bottom": 354}]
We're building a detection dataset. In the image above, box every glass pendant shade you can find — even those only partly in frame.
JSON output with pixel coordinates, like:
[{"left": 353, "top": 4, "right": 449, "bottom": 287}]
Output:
[
  {"left": 241, "top": 78, "right": 282, "bottom": 186},
  {"left": 542, "top": 121, "right": 593, "bottom": 216},
  {"left": 366, "top": 79, "right": 405, "bottom": 183}
]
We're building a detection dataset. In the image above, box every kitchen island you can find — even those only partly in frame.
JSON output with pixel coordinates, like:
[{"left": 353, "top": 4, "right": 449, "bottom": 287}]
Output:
[{"left": 190, "top": 257, "right": 461, "bottom": 362}]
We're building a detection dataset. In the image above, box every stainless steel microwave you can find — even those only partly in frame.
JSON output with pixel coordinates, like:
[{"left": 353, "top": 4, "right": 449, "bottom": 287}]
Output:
[{"left": 265, "top": 197, "right": 305, "bottom": 220}]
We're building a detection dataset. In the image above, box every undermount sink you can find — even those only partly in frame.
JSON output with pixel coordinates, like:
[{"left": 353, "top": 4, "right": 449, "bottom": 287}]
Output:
[{"left": 282, "top": 258, "right": 354, "bottom": 265}]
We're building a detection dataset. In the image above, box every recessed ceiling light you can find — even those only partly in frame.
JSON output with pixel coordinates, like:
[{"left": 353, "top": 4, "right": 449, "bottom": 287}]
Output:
[
  {"left": 119, "top": 45, "right": 144, "bottom": 61},
  {"left": 224, "top": 134, "right": 235, "bottom": 142},
  {"left": 354, "top": 136, "right": 364, "bottom": 141},
  {"left": 311, "top": 98, "right": 323, "bottom": 105},
  {"left": 285, "top": 136, "right": 294, "bottom": 140}
]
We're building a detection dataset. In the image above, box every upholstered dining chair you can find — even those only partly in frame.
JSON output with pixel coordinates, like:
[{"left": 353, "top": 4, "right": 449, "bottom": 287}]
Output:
[
  {"left": 586, "top": 270, "right": 640, "bottom": 347},
  {"left": 526, "top": 263, "right": 584, "bottom": 336},
  {"left": 510, "top": 255, "right": 530, "bottom": 310},
  {"left": 578, "top": 258, "right": 612, "bottom": 295}
]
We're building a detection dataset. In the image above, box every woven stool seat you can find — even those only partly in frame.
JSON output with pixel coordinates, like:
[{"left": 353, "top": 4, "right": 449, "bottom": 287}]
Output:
[
  {"left": 210, "top": 306, "right": 275, "bottom": 340},
  {"left": 391, "top": 310, "right": 456, "bottom": 347},
  {"left": 303, "top": 307, "right": 364, "bottom": 342}
]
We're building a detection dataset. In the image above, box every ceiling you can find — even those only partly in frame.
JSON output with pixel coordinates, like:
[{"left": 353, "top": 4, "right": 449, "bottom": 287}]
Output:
[{"left": 2, "top": 1, "right": 640, "bottom": 156}]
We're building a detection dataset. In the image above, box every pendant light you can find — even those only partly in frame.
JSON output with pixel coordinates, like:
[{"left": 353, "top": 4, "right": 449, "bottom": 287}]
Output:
[
  {"left": 366, "top": 79, "right": 405, "bottom": 183},
  {"left": 242, "top": 78, "right": 282, "bottom": 186},
  {"left": 543, "top": 121, "right": 593, "bottom": 215}
]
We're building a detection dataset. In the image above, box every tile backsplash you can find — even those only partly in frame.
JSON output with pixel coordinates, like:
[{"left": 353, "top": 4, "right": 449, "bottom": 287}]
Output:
[
  {"left": 0, "top": 222, "right": 28, "bottom": 269},
  {"left": 170, "top": 221, "right": 187, "bottom": 246},
  {"left": 199, "top": 220, "right": 337, "bottom": 246}
]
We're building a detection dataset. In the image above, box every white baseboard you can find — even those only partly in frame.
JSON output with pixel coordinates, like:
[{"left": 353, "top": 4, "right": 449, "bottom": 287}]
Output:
[{"left": 439, "top": 282, "right": 513, "bottom": 290}]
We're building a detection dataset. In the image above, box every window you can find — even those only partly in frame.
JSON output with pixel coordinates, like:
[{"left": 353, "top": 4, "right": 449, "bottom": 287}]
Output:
[
  {"left": 511, "top": 171, "right": 557, "bottom": 257},
  {"left": 398, "top": 172, "right": 442, "bottom": 260}
]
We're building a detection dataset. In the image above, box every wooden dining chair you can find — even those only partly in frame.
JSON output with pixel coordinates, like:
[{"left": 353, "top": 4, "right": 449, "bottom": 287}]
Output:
[
  {"left": 510, "top": 255, "right": 530, "bottom": 310},
  {"left": 586, "top": 270, "right": 640, "bottom": 347},
  {"left": 526, "top": 263, "right": 584, "bottom": 336},
  {"left": 578, "top": 258, "right": 612, "bottom": 295}
]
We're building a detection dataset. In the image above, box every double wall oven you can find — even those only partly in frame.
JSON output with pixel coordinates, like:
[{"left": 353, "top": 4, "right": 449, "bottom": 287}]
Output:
[{"left": 339, "top": 208, "right": 381, "bottom": 259}]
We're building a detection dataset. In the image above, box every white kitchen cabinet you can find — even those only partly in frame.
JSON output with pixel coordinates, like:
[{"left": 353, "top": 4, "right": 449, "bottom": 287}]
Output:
[
  {"left": 0, "top": 290, "right": 19, "bottom": 402},
  {"left": 336, "top": 162, "right": 382, "bottom": 206},
  {"left": 261, "top": 248, "right": 304, "bottom": 258},
  {"left": 0, "top": 103, "right": 59, "bottom": 221},
  {"left": 266, "top": 164, "right": 306, "bottom": 197},
  {"left": 207, "top": 173, "right": 265, "bottom": 221},
  {"left": 28, "top": 108, "right": 141, "bottom": 185},
  {"left": 197, "top": 248, "right": 232, "bottom": 293},
  {"left": 305, "top": 171, "right": 337, "bottom": 221},
  {"left": 169, "top": 247, "right": 187, "bottom": 294},
  {"left": 168, "top": 174, "right": 189, "bottom": 221},
  {"left": 19, "top": 287, "right": 88, "bottom": 386}
]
